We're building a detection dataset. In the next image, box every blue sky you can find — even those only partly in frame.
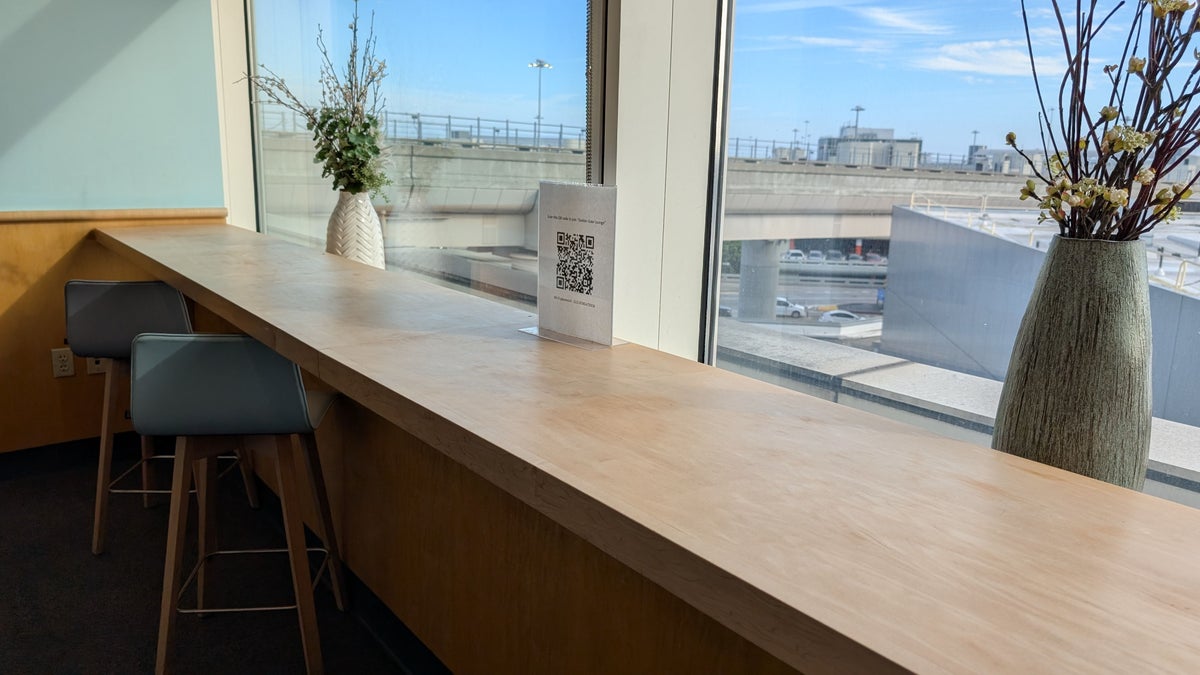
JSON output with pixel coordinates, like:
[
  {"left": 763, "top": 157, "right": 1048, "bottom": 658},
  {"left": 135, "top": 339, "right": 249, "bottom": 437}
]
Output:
[
  {"left": 253, "top": 0, "right": 587, "bottom": 130},
  {"left": 252, "top": 1, "right": 1139, "bottom": 157},
  {"left": 729, "top": 0, "right": 1114, "bottom": 157}
]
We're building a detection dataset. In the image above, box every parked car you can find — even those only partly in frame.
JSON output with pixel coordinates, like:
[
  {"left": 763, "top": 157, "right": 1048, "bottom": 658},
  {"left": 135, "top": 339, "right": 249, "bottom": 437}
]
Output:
[
  {"left": 781, "top": 249, "right": 806, "bottom": 262},
  {"left": 819, "top": 309, "right": 863, "bottom": 322},
  {"left": 775, "top": 297, "right": 807, "bottom": 318},
  {"left": 807, "top": 250, "right": 825, "bottom": 262},
  {"left": 825, "top": 250, "right": 846, "bottom": 261},
  {"left": 847, "top": 253, "right": 864, "bottom": 261},
  {"left": 718, "top": 305, "right": 733, "bottom": 317},
  {"left": 863, "top": 252, "right": 887, "bottom": 264}
]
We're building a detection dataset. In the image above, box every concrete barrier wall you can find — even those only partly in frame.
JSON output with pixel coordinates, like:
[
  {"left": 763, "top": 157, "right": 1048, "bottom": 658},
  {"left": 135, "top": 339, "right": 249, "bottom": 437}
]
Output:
[
  {"left": 258, "top": 133, "right": 1037, "bottom": 245},
  {"left": 882, "top": 208, "right": 1043, "bottom": 380},
  {"left": 883, "top": 207, "right": 1200, "bottom": 425}
]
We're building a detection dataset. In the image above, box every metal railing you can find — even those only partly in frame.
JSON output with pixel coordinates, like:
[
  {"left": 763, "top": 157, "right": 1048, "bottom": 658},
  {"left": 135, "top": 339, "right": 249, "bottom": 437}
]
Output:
[
  {"left": 727, "top": 137, "right": 809, "bottom": 161},
  {"left": 910, "top": 193, "right": 997, "bottom": 224},
  {"left": 726, "top": 135, "right": 973, "bottom": 169},
  {"left": 919, "top": 152, "right": 973, "bottom": 169},
  {"left": 259, "top": 103, "right": 982, "bottom": 166},
  {"left": 257, "top": 103, "right": 587, "bottom": 151}
]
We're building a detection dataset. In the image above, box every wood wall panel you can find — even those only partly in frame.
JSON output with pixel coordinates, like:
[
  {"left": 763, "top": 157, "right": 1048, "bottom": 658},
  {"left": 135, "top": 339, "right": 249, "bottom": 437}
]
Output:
[
  {"left": 0, "top": 212, "right": 225, "bottom": 453},
  {"left": 336, "top": 400, "right": 794, "bottom": 675}
]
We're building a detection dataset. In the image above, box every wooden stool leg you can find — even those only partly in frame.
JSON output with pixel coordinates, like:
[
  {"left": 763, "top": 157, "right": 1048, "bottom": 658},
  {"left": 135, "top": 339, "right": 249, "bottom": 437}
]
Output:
[
  {"left": 156, "top": 437, "right": 196, "bottom": 675},
  {"left": 194, "top": 447, "right": 218, "bottom": 615},
  {"left": 92, "top": 359, "right": 124, "bottom": 555},
  {"left": 141, "top": 434, "right": 156, "bottom": 508},
  {"left": 236, "top": 442, "right": 260, "bottom": 509},
  {"left": 300, "top": 433, "right": 347, "bottom": 611},
  {"left": 275, "top": 434, "right": 324, "bottom": 674}
]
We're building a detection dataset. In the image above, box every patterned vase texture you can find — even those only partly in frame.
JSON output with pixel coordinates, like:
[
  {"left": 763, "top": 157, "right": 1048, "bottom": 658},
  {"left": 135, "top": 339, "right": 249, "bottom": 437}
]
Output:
[
  {"left": 992, "top": 235, "right": 1151, "bottom": 490},
  {"left": 326, "top": 190, "right": 386, "bottom": 269}
]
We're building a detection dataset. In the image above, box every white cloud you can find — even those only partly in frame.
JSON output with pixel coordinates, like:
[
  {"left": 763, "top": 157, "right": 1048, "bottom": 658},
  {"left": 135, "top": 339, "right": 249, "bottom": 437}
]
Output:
[
  {"left": 1022, "top": 6, "right": 1060, "bottom": 20},
  {"left": 851, "top": 6, "right": 949, "bottom": 34},
  {"left": 739, "top": 0, "right": 863, "bottom": 14},
  {"left": 962, "top": 75, "right": 996, "bottom": 86},
  {"left": 914, "top": 39, "right": 1033, "bottom": 76},
  {"left": 739, "top": 34, "right": 887, "bottom": 53},
  {"left": 1027, "top": 26, "right": 1060, "bottom": 42}
]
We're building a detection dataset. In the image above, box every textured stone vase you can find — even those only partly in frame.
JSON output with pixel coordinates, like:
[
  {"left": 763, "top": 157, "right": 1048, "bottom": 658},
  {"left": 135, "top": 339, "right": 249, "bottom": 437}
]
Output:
[
  {"left": 326, "top": 190, "right": 385, "bottom": 269},
  {"left": 992, "top": 236, "right": 1151, "bottom": 490}
]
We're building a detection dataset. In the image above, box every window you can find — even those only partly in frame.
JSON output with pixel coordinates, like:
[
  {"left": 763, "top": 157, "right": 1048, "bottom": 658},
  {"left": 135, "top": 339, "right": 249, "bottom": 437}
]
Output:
[
  {"left": 712, "top": 1, "right": 1200, "bottom": 506},
  {"left": 250, "top": 0, "right": 591, "bottom": 307}
]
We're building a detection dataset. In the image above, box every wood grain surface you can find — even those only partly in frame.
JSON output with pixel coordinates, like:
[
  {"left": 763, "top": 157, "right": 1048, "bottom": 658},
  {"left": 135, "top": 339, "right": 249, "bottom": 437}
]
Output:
[
  {"left": 94, "top": 224, "right": 1200, "bottom": 674},
  {"left": 0, "top": 208, "right": 227, "bottom": 224}
]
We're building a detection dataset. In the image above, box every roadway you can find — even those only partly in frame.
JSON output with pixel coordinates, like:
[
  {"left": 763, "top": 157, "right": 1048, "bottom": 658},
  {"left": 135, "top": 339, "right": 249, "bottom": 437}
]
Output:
[{"left": 718, "top": 273, "right": 884, "bottom": 317}]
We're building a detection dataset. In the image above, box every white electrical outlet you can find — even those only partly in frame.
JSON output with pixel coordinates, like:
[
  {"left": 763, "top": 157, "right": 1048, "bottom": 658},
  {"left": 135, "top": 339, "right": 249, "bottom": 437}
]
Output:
[
  {"left": 86, "top": 357, "right": 108, "bottom": 375},
  {"left": 51, "top": 348, "right": 75, "bottom": 378}
]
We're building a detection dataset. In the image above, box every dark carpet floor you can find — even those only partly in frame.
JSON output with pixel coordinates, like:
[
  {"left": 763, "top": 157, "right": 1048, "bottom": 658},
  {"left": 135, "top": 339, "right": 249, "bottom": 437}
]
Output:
[{"left": 0, "top": 435, "right": 410, "bottom": 674}]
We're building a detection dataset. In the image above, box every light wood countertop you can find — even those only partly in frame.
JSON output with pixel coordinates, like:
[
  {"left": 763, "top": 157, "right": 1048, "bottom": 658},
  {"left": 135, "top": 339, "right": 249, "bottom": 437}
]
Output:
[{"left": 95, "top": 224, "right": 1200, "bottom": 673}]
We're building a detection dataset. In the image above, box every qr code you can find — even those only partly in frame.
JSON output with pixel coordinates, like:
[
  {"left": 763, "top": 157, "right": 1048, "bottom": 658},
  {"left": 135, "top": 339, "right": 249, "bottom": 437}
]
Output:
[{"left": 555, "top": 231, "right": 595, "bottom": 295}]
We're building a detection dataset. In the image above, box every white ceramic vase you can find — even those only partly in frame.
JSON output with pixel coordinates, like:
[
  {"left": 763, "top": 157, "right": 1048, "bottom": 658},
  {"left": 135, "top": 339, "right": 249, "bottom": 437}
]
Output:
[{"left": 326, "top": 190, "right": 385, "bottom": 269}]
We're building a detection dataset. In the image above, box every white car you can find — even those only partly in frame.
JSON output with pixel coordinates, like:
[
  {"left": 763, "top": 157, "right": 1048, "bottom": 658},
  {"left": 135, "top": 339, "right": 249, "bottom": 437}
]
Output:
[
  {"left": 775, "top": 297, "right": 807, "bottom": 318},
  {"left": 819, "top": 309, "right": 863, "bottom": 322}
]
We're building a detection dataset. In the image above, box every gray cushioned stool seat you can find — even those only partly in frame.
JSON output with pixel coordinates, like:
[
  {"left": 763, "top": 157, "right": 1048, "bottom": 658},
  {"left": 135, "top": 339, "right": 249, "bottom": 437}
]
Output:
[
  {"left": 64, "top": 279, "right": 231, "bottom": 556},
  {"left": 66, "top": 280, "right": 192, "bottom": 359},
  {"left": 131, "top": 333, "right": 330, "bottom": 436},
  {"left": 131, "top": 333, "right": 344, "bottom": 675}
]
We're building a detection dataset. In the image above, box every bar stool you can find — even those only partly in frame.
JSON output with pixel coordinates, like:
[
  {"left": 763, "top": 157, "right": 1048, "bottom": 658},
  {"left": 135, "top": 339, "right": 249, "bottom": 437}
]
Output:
[
  {"left": 130, "top": 333, "right": 346, "bottom": 675},
  {"left": 64, "top": 280, "right": 260, "bottom": 555}
]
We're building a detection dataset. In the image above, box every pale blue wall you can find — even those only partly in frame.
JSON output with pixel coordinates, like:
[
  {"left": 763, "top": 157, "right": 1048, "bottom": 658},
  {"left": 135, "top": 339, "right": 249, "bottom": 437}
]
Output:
[{"left": 0, "top": 0, "right": 224, "bottom": 210}]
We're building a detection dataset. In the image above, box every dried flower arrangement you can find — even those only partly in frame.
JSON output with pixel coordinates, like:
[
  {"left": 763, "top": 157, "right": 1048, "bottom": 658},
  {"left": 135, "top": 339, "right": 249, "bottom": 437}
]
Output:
[
  {"left": 1006, "top": 0, "right": 1200, "bottom": 240},
  {"left": 245, "top": 0, "right": 390, "bottom": 196}
]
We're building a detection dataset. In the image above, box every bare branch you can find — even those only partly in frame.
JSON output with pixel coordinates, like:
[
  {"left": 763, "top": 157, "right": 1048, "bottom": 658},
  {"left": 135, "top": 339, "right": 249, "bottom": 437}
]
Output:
[
  {"left": 1008, "top": 0, "right": 1200, "bottom": 240},
  {"left": 241, "top": 0, "right": 390, "bottom": 196}
]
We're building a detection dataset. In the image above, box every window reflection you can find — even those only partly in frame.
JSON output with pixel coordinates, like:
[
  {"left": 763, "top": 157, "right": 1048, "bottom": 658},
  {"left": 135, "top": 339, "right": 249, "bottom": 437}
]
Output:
[
  {"left": 713, "top": 2, "right": 1200, "bottom": 507},
  {"left": 251, "top": 0, "right": 588, "bottom": 306}
]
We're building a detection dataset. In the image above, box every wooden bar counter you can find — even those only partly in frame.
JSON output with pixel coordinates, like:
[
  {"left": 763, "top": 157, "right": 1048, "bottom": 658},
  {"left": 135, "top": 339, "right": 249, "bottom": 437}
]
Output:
[{"left": 94, "top": 224, "right": 1200, "bottom": 673}]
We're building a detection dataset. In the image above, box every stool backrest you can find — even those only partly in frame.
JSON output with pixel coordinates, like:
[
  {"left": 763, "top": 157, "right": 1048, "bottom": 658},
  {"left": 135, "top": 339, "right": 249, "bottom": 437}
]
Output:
[
  {"left": 65, "top": 281, "right": 192, "bottom": 359},
  {"left": 130, "top": 333, "right": 316, "bottom": 437}
]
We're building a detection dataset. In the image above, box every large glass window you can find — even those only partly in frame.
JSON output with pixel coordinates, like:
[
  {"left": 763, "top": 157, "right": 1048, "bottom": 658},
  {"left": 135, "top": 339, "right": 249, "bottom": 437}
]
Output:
[
  {"left": 251, "top": 0, "right": 589, "bottom": 306},
  {"left": 714, "top": 1, "right": 1200, "bottom": 505}
]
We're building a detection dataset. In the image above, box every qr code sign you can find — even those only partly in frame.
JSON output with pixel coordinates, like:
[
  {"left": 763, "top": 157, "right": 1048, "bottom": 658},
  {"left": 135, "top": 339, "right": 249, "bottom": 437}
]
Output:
[{"left": 555, "top": 231, "right": 595, "bottom": 295}]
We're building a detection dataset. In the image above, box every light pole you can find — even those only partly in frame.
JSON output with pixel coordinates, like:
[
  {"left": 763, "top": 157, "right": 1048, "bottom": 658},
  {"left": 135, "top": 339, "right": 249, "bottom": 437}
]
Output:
[
  {"left": 851, "top": 105, "right": 864, "bottom": 139},
  {"left": 792, "top": 128, "right": 798, "bottom": 159},
  {"left": 528, "top": 59, "right": 553, "bottom": 146}
]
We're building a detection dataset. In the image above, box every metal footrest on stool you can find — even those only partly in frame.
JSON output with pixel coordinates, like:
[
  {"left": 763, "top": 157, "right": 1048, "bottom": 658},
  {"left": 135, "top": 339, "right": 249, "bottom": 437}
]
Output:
[
  {"left": 132, "top": 335, "right": 345, "bottom": 674},
  {"left": 107, "top": 454, "right": 243, "bottom": 496},
  {"left": 175, "top": 546, "right": 337, "bottom": 615},
  {"left": 107, "top": 453, "right": 179, "bottom": 496}
]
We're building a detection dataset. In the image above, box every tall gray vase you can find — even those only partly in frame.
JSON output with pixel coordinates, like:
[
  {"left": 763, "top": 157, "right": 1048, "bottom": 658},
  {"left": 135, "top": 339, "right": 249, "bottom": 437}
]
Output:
[{"left": 992, "top": 235, "right": 1151, "bottom": 490}]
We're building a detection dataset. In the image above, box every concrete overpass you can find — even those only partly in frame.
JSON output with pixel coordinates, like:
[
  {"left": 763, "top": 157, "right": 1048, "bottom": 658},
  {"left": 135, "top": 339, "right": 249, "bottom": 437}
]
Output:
[
  {"left": 258, "top": 134, "right": 1035, "bottom": 248},
  {"left": 721, "top": 159, "right": 1031, "bottom": 241}
]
